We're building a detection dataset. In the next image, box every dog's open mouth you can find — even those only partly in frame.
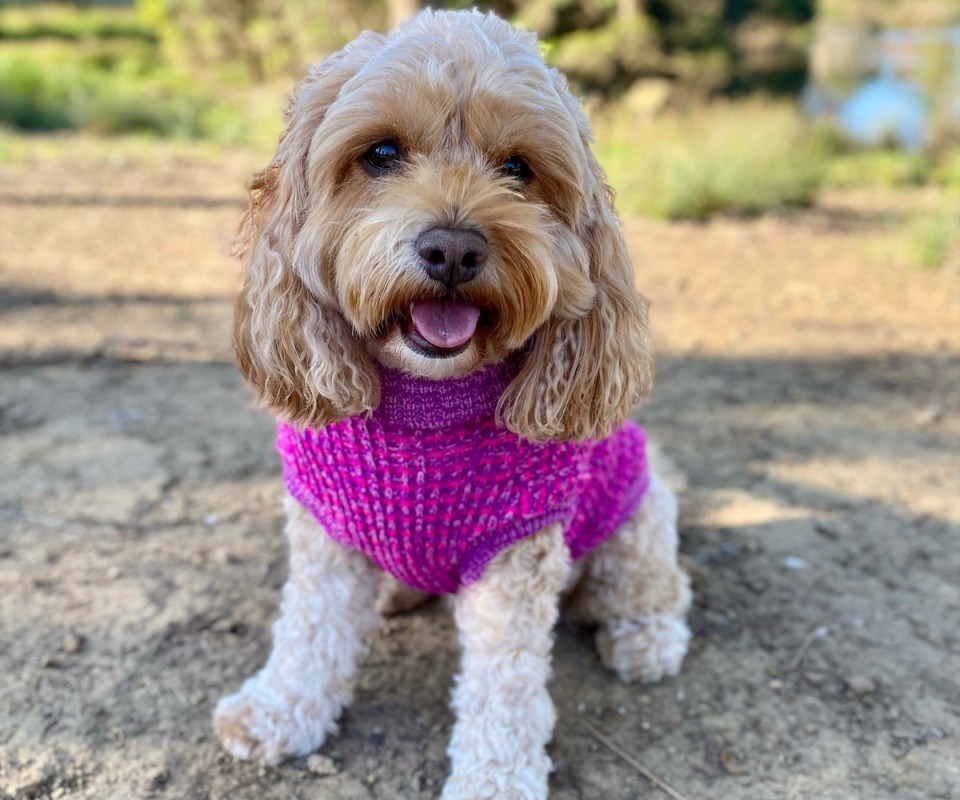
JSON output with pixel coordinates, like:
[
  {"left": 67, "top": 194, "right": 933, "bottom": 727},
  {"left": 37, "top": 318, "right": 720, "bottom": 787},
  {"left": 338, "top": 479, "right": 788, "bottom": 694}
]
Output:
[{"left": 402, "top": 299, "right": 482, "bottom": 358}]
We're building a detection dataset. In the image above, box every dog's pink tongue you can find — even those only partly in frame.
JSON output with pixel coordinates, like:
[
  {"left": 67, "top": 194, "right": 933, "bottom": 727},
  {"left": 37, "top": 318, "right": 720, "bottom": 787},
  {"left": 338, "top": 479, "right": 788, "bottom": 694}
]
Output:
[{"left": 411, "top": 300, "right": 480, "bottom": 349}]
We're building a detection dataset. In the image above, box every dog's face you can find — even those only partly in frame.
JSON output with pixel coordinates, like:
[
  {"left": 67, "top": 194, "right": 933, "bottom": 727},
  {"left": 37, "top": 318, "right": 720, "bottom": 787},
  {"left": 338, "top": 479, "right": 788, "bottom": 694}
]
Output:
[{"left": 235, "top": 10, "right": 651, "bottom": 442}]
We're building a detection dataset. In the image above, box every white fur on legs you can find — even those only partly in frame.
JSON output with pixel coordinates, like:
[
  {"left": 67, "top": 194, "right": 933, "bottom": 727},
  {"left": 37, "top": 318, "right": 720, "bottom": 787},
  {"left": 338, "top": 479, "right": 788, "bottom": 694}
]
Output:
[
  {"left": 566, "top": 471, "right": 692, "bottom": 684},
  {"left": 214, "top": 496, "right": 381, "bottom": 765},
  {"left": 442, "top": 525, "right": 570, "bottom": 800}
]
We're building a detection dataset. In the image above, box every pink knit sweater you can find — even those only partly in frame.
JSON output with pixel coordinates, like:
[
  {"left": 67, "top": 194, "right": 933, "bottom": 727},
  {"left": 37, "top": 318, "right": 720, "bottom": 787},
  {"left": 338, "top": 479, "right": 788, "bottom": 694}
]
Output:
[{"left": 278, "top": 360, "right": 650, "bottom": 594}]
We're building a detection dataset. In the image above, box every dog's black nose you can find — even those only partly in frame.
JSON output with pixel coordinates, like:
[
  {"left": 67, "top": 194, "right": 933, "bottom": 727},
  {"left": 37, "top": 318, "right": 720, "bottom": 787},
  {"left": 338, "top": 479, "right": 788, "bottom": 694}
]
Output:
[{"left": 416, "top": 227, "right": 488, "bottom": 288}]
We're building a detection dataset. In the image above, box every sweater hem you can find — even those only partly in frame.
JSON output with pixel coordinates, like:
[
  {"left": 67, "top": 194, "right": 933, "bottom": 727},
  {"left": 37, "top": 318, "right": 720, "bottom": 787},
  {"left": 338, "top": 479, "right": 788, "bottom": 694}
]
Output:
[
  {"left": 459, "top": 510, "right": 576, "bottom": 587},
  {"left": 282, "top": 450, "right": 652, "bottom": 593}
]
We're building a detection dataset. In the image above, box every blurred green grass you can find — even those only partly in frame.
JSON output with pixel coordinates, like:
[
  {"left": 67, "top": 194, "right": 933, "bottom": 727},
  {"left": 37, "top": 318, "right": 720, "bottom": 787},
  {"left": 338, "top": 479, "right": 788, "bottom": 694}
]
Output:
[
  {"left": 593, "top": 101, "right": 827, "bottom": 220},
  {"left": 593, "top": 102, "right": 959, "bottom": 220},
  {"left": 0, "top": 4, "right": 286, "bottom": 145},
  {"left": 822, "top": 147, "right": 960, "bottom": 190},
  {"left": 0, "top": 39, "right": 287, "bottom": 146},
  {"left": 0, "top": 3, "right": 157, "bottom": 42},
  {"left": 901, "top": 206, "right": 960, "bottom": 270},
  {"left": 0, "top": 41, "right": 229, "bottom": 138}
]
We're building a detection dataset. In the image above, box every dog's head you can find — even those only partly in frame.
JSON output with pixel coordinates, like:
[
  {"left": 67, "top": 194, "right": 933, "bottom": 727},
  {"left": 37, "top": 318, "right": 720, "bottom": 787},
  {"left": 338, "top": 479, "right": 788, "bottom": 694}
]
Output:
[{"left": 234, "top": 9, "right": 651, "bottom": 442}]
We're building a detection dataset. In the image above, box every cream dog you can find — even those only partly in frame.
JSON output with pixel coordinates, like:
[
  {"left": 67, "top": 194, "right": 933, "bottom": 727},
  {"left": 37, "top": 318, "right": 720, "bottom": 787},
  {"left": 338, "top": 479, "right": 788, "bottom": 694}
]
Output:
[{"left": 214, "top": 10, "right": 691, "bottom": 799}]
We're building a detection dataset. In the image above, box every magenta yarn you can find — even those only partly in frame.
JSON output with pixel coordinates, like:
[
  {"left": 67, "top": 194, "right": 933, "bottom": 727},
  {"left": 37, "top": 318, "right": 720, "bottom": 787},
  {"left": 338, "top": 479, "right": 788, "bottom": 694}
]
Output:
[{"left": 278, "top": 360, "right": 649, "bottom": 594}]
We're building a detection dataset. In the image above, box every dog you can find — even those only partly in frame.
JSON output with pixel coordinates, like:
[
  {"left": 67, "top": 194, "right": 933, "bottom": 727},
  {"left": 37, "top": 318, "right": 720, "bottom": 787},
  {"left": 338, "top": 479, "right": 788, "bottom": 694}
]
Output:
[{"left": 213, "top": 10, "right": 691, "bottom": 799}]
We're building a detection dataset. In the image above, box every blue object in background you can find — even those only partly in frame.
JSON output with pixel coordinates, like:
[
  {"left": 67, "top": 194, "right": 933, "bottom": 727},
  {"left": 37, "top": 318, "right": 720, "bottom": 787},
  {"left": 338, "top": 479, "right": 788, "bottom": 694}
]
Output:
[
  {"left": 804, "top": 25, "right": 960, "bottom": 151},
  {"left": 838, "top": 68, "right": 928, "bottom": 151}
]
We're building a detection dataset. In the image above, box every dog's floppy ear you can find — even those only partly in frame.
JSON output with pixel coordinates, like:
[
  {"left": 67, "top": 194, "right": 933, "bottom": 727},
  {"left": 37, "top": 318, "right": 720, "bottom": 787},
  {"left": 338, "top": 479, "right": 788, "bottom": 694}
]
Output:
[
  {"left": 498, "top": 126, "right": 653, "bottom": 443},
  {"left": 234, "top": 37, "right": 385, "bottom": 429}
]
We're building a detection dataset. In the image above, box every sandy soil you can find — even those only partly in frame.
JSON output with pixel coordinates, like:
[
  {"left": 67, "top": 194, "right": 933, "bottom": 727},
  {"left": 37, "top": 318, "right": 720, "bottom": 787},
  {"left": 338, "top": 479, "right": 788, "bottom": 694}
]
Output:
[{"left": 1, "top": 151, "right": 958, "bottom": 800}]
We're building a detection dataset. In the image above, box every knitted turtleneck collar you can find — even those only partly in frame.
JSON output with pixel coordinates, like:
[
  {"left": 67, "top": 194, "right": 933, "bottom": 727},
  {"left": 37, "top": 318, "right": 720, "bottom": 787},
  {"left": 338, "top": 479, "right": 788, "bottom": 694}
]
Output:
[{"left": 372, "top": 357, "right": 520, "bottom": 430}]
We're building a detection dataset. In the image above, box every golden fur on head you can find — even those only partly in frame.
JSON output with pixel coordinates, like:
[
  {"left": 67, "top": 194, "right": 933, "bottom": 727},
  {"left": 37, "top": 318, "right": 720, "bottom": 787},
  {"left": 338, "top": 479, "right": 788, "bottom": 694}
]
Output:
[{"left": 234, "top": 9, "right": 652, "bottom": 441}]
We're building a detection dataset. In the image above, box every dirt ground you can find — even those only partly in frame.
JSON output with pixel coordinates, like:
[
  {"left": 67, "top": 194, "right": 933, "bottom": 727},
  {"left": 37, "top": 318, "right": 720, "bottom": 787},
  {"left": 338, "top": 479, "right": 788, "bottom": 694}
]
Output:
[{"left": 1, "top": 149, "right": 958, "bottom": 800}]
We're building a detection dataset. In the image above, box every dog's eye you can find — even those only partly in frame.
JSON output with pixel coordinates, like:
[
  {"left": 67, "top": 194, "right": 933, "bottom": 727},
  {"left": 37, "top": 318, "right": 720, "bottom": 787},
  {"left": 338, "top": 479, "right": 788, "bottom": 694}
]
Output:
[
  {"left": 500, "top": 155, "right": 531, "bottom": 183},
  {"left": 362, "top": 141, "right": 403, "bottom": 175}
]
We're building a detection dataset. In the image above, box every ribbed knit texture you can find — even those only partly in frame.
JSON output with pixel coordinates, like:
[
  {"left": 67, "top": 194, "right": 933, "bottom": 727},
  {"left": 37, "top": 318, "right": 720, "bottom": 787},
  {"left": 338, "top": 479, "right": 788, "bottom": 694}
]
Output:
[{"left": 278, "top": 360, "right": 650, "bottom": 594}]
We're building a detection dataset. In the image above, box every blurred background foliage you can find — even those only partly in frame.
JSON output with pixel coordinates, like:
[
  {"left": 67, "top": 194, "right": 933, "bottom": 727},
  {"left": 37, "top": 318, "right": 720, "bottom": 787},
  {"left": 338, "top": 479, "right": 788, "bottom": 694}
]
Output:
[{"left": 0, "top": 0, "right": 957, "bottom": 260}]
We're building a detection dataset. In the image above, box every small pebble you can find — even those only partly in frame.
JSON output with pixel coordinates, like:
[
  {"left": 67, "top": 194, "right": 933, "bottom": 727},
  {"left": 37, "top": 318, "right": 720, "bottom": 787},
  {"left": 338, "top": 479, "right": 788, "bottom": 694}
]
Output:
[
  {"left": 783, "top": 556, "right": 807, "bottom": 570},
  {"left": 892, "top": 729, "right": 927, "bottom": 743},
  {"left": 202, "top": 513, "right": 217, "bottom": 526},
  {"left": 804, "top": 724, "right": 819, "bottom": 735},
  {"left": 804, "top": 671, "right": 826, "bottom": 686},
  {"left": 769, "top": 679, "right": 784, "bottom": 691},
  {"left": 617, "top": 706, "right": 627, "bottom": 715},
  {"left": 719, "top": 751, "right": 745, "bottom": 775},
  {"left": 306, "top": 754, "right": 339, "bottom": 776},
  {"left": 815, "top": 520, "right": 843, "bottom": 540},
  {"left": 61, "top": 633, "right": 84, "bottom": 654},
  {"left": 915, "top": 404, "right": 942, "bottom": 426},
  {"left": 106, "top": 567, "right": 122, "bottom": 580},
  {"left": 844, "top": 675, "right": 876, "bottom": 695},
  {"left": 148, "top": 769, "right": 169, "bottom": 790}
]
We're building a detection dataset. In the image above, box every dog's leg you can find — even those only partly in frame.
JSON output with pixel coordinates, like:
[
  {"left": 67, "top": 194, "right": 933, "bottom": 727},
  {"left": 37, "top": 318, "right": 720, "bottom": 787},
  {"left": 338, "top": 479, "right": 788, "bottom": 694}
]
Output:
[
  {"left": 214, "top": 496, "right": 381, "bottom": 765},
  {"left": 442, "top": 525, "right": 570, "bottom": 800},
  {"left": 565, "top": 471, "right": 692, "bottom": 683}
]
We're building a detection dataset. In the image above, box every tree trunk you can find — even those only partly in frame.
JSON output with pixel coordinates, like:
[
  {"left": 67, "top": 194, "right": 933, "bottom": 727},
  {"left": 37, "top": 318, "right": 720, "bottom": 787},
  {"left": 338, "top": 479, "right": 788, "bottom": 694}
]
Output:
[
  {"left": 388, "top": 0, "right": 420, "bottom": 29},
  {"left": 618, "top": 0, "right": 640, "bottom": 21}
]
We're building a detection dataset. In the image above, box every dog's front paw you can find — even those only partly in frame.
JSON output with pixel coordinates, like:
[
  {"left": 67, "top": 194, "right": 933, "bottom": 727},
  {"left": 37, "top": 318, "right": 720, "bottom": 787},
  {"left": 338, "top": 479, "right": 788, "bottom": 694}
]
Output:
[
  {"left": 214, "top": 685, "right": 336, "bottom": 766},
  {"left": 441, "top": 771, "right": 547, "bottom": 800},
  {"left": 597, "top": 612, "right": 691, "bottom": 684}
]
